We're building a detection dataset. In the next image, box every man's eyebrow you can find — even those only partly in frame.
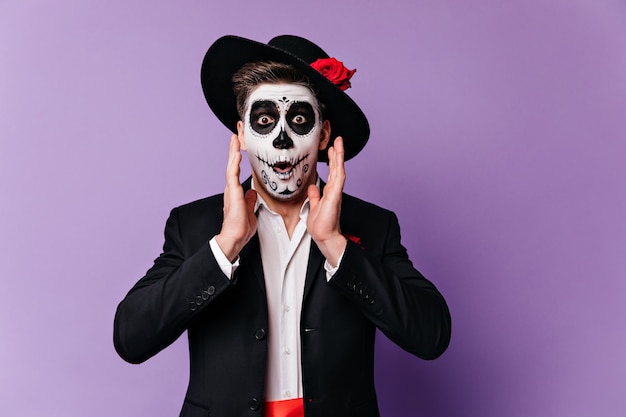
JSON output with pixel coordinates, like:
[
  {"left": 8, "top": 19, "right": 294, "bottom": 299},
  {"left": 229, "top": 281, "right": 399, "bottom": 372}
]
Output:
[
  {"left": 287, "top": 101, "right": 315, "bottom": 114},
  {"left": 250, "top": 100, "right": 277, "bottom": 110},
  {"left": 289, "top": 101, "right": 314, "bottom": 108}
]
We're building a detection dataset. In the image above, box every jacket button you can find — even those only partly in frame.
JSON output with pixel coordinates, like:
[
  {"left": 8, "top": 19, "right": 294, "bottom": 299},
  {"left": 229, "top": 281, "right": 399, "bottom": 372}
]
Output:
[
  {"left": 195, "top": 296, "right": 203, "bottom": 305},
  {"left": 255, "top": 329, "right": 266, "bottom": 340},
  {"left": 248, "top": 398, "right": 260, "bottom": 410},
  {"left": 190, "top": 302, "right": 198, "bottom": 311},
  {"left": 207, "top": 285, "right": 216, "bottom": 295}
]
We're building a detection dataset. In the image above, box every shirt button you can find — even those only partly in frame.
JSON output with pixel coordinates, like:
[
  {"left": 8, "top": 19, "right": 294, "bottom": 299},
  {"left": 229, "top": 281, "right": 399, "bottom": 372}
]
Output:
[
  {"left": 284, "top": 305, "right": 290, "bottom": 312},
  {"left": 284, "top": 347, "right": 291, "bottom": 355},
  {"left": 285, "top": 390, "right": 292, "bottom": 398},
  {"left": 275, "top": 226, "right": 281, "bottom": 233}
]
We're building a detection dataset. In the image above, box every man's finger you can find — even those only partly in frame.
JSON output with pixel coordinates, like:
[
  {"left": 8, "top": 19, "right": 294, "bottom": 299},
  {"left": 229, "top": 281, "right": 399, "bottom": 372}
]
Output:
[
  {"left": 327, "top": 136, "right": 346, "bottom": 190},
  {"left": 333, "top": 136, "right": 344, "bottom": 153},
  {"left": 307, "top": 184, "right": 321, "bottom": 209},
  {"left": 226, "top": 135, "right": 242, "bottom": 186},
  {"left": 244, "top": 189, "right": 257, "bottom": 213},
  {"left": 333, "top": 136, "right": 345, "bottom": 178}
]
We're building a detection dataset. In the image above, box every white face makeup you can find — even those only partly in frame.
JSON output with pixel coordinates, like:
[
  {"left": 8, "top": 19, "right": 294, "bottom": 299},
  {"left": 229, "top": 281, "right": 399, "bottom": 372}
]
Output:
[{"left": 242, "top": 83, "right": 323, "bottom": 201}]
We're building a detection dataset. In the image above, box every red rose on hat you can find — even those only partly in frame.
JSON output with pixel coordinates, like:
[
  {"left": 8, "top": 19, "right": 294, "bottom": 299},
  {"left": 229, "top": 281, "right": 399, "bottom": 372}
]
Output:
[{"left": 311, "top": 57, "right": 356, "bottom": 91}]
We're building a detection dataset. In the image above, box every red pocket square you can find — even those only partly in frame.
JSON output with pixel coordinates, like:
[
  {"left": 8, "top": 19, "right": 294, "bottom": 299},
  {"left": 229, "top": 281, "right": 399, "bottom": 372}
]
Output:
[{"left": 343, "top": 233, "right": 364, "bottom": 248}]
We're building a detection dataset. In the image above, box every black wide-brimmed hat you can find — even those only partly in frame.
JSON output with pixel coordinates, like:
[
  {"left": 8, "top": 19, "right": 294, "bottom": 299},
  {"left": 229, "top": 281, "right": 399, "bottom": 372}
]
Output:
[{"left": 200, "top": 35, "right": 370, "bottom": 162}]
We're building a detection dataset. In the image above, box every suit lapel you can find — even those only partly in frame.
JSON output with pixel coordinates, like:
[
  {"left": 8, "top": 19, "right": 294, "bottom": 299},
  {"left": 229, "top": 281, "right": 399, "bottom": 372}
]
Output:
[
  {"left": 237, "top": 176, "right": 266, "bottom": 291},
  {"left": 239, "top": 234, "right": 266, "bottom": 294},
  {"left": 303, "top": 241, "right": 324, "bottom": 303},
  {"left": 303, "top": 178, "right": 328, "bottom": 302}
]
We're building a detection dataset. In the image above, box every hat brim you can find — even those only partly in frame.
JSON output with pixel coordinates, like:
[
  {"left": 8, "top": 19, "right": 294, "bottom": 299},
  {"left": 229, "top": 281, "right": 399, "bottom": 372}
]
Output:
[{"left": 200, "top": 35, "right": 369, "bottom": 162}]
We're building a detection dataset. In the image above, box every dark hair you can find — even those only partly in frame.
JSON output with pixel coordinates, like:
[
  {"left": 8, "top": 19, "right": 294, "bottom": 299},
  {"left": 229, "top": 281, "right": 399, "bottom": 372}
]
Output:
[{"left": 232, "top": 61, "right": 325, "bottom": 120}]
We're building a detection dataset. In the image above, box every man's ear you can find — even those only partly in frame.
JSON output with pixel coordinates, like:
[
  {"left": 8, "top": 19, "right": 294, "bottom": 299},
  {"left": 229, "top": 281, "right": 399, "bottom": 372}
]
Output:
[
  {"left": 319, "top": 119, "right": 331, "bottom": 150},
  {"left": 236, "top": 121, "right": 247, "bottom": 151}
]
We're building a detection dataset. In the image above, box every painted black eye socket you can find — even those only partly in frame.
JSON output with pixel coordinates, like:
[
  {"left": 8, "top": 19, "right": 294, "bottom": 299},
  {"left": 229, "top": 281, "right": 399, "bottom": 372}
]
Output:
[
  {"left": 250, "top": 101, "right": 279, "bottom": 135},
  {"left": 287, "top": 102, "right": 315, "bottom": 135}
]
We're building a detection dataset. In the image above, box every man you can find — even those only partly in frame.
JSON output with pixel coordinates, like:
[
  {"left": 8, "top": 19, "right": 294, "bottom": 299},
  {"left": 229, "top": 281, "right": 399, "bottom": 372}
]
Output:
[{"left": 114, "top": 35, "right": 451, "bottom": 417}]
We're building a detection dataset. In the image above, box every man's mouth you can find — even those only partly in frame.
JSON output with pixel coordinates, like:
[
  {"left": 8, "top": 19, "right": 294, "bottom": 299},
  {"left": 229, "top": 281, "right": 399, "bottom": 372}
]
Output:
[
  {"left": 273, "top": 160, "right": 294, "bottom": 174},
  {"left": 258, "top": 154, "right": 309, "bottom": 179}
]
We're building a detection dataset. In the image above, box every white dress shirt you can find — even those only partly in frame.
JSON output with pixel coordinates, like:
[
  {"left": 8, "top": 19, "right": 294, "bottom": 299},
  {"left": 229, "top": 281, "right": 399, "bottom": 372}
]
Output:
[
  {"left": 209, "top": 178, "right": 342, "bottom": 402},
  {"left": 254, "top": 191, "right": 309, "bottom": 401}
]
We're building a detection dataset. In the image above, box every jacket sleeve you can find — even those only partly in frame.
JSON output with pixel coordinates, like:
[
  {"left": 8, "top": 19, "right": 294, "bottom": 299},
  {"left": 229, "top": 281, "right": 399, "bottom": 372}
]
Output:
[
  {"left": 328, "top": 210, "right": 451, "bottom": 360},
  {"left": 113, "top": 207, "right": 233, "bottom": 364}
]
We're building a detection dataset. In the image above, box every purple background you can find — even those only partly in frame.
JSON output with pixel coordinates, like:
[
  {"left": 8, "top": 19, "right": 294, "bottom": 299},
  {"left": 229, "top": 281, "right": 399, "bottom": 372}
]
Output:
[{"left": 2, "top": 1, "right": 625, "bottom": 416}]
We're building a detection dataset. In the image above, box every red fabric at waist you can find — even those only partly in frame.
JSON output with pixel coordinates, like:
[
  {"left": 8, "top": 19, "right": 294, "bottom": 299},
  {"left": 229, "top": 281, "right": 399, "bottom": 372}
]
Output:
[{"left": 263, "top": 398, "right": 304, "bottom": 417}]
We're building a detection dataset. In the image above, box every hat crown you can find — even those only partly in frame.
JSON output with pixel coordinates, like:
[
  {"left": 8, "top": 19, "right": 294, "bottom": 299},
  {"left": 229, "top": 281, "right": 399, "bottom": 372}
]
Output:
[{"left": 267, "top": 35, "right": 329, "bottom": 65}]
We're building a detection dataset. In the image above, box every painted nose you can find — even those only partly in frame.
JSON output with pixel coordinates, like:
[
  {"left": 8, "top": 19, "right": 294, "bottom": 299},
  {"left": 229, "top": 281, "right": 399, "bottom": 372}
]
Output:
[{"left": 272, "top": 129, "right": 294, "bottom": 149}]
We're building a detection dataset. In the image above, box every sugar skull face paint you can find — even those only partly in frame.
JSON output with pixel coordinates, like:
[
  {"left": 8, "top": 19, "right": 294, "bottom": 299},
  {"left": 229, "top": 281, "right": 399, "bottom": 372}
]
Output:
[{"left": 241, "top": 83, "right": 324, "bottom": 201}]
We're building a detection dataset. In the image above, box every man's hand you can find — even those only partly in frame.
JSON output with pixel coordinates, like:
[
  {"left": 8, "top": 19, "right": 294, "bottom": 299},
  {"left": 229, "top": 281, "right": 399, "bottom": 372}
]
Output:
[
  {"left": 215, "top": 135, "right": 258, "bottom": 262},
  {"left": 307, "top": 137, "right": 348, "bottom": 267}
]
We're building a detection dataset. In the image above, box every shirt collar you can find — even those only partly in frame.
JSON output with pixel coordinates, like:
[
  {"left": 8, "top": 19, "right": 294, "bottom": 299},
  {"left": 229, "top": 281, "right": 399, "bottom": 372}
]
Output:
[{"left": 251, "top": 176, "right": 320, "bottom": 218}]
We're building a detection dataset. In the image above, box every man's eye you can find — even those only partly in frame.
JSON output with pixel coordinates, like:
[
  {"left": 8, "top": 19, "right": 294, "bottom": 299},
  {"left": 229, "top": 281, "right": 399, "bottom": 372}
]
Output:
[
  {"left": 292, "top": 115, "right": 307, "bottom": 125},
  {"left": 257, "top": 115, "right": 274, "bottom": 126}
]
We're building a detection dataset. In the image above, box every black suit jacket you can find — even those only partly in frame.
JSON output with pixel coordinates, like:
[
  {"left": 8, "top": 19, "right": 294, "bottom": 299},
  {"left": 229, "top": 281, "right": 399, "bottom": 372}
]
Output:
[{"left": 114, "top": 179, "right": 451, "bottom": 417}]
